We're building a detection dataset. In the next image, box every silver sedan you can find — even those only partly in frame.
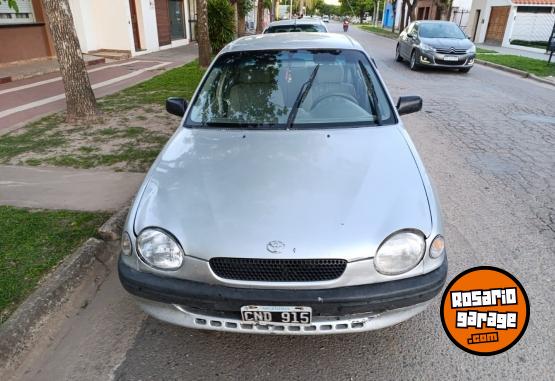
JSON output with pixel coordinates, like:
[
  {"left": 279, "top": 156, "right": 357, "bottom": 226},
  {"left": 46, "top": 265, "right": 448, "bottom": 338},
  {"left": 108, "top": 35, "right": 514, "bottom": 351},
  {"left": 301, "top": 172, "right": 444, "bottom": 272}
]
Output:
[{"left": 118, "top": 33, "right": 447, "bottom": 335}]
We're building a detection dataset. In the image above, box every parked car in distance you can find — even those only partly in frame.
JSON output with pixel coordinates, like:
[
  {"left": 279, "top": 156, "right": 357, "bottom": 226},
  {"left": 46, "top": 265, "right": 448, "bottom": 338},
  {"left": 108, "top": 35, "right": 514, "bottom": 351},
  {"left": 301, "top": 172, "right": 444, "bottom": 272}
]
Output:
[
  {"left": 264, "top": 18, "right": 328, "bottom": 33},
  {"left": 118, "top": 33, "right": 447, "bottom": 335},
  {"left": 396, "top": 20, "right": 476, "bottom": 72},
  {"left": 322, "top": 15, "right": 330, "bottom": 22}
]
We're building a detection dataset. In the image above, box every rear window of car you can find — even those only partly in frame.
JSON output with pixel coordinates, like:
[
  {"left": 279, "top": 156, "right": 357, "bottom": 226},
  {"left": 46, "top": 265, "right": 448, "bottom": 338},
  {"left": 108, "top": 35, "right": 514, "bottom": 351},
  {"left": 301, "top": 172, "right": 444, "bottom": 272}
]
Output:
[
  {"left": 186, "top": 49, "right": 396, "bottom": 129},
  {"left": 264, "top": 24, "right": 327, "bottom": 33}
]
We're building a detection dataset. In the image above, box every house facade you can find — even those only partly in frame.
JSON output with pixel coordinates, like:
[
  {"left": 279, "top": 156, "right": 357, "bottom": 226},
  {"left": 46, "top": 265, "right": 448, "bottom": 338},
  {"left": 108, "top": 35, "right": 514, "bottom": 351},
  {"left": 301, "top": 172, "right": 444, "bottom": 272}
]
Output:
[
  {"left": 468, "top": 0, "right": 555, "bottom": 45},
  {"left": 1, "top": 0, "right": 195, "bottom": 65},
  {"left": 69, "top": 0, "right": 194, "bottom": 56},
  {"left": 0, "top": 0, "right": 55, "bottom": 64}
]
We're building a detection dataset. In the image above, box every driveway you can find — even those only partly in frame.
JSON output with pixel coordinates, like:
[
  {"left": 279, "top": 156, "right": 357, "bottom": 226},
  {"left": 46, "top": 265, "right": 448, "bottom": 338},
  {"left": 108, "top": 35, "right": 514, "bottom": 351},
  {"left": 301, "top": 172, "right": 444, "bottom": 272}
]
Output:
[{"left": 5, "top": 25, "right": 554, "bottom": 380}]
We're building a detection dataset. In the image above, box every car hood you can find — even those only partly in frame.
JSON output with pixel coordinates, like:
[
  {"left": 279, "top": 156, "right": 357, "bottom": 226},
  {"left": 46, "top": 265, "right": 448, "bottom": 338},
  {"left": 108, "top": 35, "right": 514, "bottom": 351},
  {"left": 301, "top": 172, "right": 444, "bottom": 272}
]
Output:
[
  {"left": 420, "top": 37, "right": 473, "bottom": 49},
  {"left": 134, "top": 127, "right": 432, "bottom": 262}
]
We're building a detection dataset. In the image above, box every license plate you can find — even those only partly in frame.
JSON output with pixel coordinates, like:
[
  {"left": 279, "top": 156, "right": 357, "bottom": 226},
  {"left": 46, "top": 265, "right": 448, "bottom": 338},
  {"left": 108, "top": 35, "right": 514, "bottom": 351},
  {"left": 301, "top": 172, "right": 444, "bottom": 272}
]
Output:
[
  {"left": 444, "top": 56, "right": 459, "bottom": 61},
  {"left": 241, "top": 306, "right": 312, "bottom": 324}
]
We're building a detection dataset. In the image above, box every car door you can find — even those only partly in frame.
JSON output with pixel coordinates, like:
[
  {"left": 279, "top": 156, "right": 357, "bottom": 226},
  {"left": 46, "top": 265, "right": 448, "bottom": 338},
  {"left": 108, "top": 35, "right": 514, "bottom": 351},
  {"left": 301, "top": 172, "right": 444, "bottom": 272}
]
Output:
[
  {"left": 409, "top": 23, "right": 420, "bottom": 56},
  {"left": 400, "top": 23, "right": 415, "bottom": 58}
]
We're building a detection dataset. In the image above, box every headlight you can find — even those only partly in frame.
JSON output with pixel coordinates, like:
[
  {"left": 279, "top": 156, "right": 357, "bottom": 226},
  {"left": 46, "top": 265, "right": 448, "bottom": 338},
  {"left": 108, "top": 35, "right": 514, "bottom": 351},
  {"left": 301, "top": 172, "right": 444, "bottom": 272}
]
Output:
[
  {"left": 420, "top": 42, "right": 435, "bottom": 52},
  {"left": 137, "top": 228, "right": 184, "bottom": 270},
  {"left": 121, "top": 231, "right": 132, "bottom": 256},
  {"left": 467, "top": 45, "right": 476, "bottom": 54},
  {"left": 430, "top": 235, "right": 445, "bottom": 259},
  {"left": 374, "top": 230, "right": 426, "bottom": 275}
]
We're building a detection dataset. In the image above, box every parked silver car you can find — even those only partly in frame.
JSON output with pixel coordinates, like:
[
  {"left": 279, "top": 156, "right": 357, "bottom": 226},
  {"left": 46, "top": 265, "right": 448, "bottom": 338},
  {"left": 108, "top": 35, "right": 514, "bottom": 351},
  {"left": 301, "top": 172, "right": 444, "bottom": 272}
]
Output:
[
  {"left": 396, "top": 20, "right": 476, "bottom": 72},
  {"left": 119, "top": 33, "right": 447, "bottom": 335}
]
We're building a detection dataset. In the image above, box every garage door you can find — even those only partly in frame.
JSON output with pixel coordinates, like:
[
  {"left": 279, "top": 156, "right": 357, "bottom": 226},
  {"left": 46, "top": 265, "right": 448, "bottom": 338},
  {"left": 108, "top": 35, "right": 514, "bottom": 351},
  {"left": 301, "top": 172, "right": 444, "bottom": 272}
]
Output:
[{"left": 485, "top": 6, "right": 511, "bottom": 45}]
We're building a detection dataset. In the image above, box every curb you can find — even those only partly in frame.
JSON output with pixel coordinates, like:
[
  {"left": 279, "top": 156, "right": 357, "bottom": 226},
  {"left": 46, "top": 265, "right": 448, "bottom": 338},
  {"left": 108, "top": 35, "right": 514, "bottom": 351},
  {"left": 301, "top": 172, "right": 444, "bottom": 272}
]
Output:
[
  {"left": 0, "top": 205, "right": 129, "bottom": 366},
  {"left": 475, "top": 59, "right": 555, "bottom": 87}
]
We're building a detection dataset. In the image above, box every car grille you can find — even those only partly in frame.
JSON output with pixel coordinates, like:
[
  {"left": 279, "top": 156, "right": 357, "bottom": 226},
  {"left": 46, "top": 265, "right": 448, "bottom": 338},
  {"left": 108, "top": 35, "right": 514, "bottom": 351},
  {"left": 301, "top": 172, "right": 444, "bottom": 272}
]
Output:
[
  {"left": 436, "top": 47, "right": 467, "bottom": 55},
  {"left": 435, "top": 58, "right": 466, "bottom": 66},
  {"left": 209, "top": 258, "right": 347, "bottom": 282}
]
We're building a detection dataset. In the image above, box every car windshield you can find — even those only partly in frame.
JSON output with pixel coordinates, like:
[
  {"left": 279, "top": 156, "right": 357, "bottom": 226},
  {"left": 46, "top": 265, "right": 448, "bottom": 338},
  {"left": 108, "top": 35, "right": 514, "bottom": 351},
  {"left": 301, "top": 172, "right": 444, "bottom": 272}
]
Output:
[
  {"left": 186, "top": 49, "right": 395, "bottom": 129},
  {"left": 419, "top": 23, "right": 466, "bottom": 39},
  {"left": 265, "top": 24, "right": 326, "bottom": 33}
]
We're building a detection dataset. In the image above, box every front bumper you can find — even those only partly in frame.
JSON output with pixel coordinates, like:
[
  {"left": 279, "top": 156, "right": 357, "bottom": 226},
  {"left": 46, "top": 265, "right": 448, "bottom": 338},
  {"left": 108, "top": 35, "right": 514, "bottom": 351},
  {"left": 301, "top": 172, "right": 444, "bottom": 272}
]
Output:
[
  {"left": 418, "top": 50, "right": 475, "bottom": 68},
  {"left": 119, "top": 256, "right": 447, "bottom": 334}
]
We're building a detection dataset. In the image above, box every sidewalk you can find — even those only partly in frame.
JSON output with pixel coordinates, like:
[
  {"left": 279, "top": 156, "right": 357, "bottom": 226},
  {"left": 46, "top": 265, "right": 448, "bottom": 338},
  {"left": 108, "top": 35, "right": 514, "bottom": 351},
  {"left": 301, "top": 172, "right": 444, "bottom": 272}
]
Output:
[
  {"left": 0, "top": 55, "right": 106, "bottom": 83},
  {"left": 0, "top": 43, "right": 198, "bottom": 133},
  {"left": 0, "top": 165, "right": 145, "bottom": 211},
  {"left": 477, "top": 43, "right": 550, "bottom": 61}
]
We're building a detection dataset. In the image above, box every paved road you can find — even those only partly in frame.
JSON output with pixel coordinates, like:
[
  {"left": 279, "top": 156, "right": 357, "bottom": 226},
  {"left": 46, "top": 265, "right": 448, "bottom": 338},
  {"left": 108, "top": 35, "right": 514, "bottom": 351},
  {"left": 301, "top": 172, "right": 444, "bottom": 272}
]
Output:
[
  {"left": 6, "top": 25, "right": 554, "bottom": 380},
  {"left": 0, "top": 44, "right": 197, "bottom": 134}
]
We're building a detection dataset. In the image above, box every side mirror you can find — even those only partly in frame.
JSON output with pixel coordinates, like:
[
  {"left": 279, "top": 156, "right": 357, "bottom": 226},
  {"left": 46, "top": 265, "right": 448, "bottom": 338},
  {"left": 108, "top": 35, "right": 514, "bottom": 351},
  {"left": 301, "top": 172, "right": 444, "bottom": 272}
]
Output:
[
  {"left": 396, "top": 96, "right": 422, "bottom": 116},
  {"left": 166, "top": 97, "right": 188, "bottom": 117},
  {"left": 407, "top": 33, "right": 415, "bottom": 39}
]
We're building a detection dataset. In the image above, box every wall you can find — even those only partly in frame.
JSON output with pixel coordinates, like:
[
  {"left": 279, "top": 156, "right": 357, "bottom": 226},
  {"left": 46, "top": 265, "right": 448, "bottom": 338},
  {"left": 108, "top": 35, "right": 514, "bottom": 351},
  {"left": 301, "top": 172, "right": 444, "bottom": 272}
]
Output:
[
  {"left": 468, "top": 0, "right": 513, "bottom": 44},
  {"left": 0, "top": 0, "right": 54, "bottom": 63},
  {"left": 135, "top": 0, "right": 160, "bottom": 52},
  {"left": 451, "top": 0, "right": 474, "bottom": 30},
  {"left": 0, "top": 24, "right": 52, "bottom": 63},
  {"left": 511, "top": 9, "right": 555, "bottom": 41},
  {"left": 69, "top": 0, "right": 134, "bottom": 53}
]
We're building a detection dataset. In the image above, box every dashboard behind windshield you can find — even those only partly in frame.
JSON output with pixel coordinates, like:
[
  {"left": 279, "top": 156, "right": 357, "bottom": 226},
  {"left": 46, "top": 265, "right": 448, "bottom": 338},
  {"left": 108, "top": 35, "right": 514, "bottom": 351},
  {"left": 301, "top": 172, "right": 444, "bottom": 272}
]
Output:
[{"left": 186, "top": 49, "right": 396, "bottom": 129}]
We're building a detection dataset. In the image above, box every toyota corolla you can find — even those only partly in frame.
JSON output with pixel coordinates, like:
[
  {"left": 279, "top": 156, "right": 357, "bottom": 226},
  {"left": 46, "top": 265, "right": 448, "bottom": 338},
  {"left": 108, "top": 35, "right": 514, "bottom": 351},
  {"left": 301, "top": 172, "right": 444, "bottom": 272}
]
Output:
[{"left": 118, "top": 33, "right": 448, "bottom": 334}]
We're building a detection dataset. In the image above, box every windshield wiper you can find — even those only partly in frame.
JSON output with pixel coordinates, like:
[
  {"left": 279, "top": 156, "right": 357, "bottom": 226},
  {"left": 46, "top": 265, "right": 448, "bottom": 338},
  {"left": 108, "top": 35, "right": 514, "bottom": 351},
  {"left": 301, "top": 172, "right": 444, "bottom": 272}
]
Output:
[
  {"left": 358, "top": 61, "right": 382, "bottom": 126},
  {"left": 285, "top": 64, "right": 320, "bottom": 130}
]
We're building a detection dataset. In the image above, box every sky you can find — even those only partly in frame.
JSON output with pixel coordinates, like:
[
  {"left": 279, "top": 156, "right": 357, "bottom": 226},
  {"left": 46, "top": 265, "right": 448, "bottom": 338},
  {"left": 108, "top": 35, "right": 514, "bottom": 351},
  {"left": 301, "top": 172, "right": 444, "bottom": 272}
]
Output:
[{"left": 324, "top": 0, "right": 340, "bottom": 5}]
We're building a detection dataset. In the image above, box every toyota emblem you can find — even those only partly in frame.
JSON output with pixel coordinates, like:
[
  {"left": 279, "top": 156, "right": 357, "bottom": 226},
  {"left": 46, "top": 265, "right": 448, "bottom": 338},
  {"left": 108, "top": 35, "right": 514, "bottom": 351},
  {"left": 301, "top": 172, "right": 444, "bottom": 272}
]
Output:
[{"left": 266, "top": 240, "right": 285, "bottom": 254}]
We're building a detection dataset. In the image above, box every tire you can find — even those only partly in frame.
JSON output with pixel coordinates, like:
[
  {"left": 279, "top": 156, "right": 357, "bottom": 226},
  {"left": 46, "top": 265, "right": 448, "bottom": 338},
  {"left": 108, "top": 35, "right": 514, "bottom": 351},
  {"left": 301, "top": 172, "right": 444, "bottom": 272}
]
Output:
[
  {"left": 395, "top": 45, "right": 403, "bottom": 62},
  {"left": 410, "top": 50, "right": 419, "bottom": 71},
  {"left": 459, "top": 67, "right": 471, "bottom": 73}
]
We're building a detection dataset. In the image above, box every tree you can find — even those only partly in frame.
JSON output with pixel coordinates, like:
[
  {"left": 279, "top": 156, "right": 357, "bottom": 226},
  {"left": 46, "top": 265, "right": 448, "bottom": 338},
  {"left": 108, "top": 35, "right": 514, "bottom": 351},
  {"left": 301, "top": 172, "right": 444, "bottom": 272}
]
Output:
[
  {"left": 340, "top": 0, "right": 374, "bottom": 22},
  {"left": 207, "top": 0, "right": 236, "bottom": 52},
  {"left": 41, "top": 0, "right": 97, "bottom": 122},
  {"left": 237, "top": 0, "right": 253, "bottom": 35},
  {"left": 256, "top": 0, "right": 265, "bottom": 33},
  {"left": 196, "top": 0, "right": 211, "bottom": 68},
  {"left": 391, "top": 0, "right": 397, "bottom": 32}
]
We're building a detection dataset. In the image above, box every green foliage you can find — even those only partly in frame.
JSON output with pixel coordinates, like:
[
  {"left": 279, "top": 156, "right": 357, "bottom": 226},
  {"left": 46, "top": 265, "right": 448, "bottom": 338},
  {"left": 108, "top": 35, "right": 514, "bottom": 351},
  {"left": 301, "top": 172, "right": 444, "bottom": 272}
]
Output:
[
  {"left": 314, "top": 0, "right": 343, "bottom": 16},
  {"left": 339, "top": 0, "right": 374, "bottom": 18},
  {"left": 208, "top": 0, "right": 236, "bottom": 53},
  {"left": 0, "top": 0, "right": 19, "bottom": 12},
  {"left": 476, "top": 54, "right": 555, "bottom": 77},
  {"left": 237, "top": 0, "right": 254, "bottom": 15},
  {"left": 0, "top": 206, "right": 109, "bottom": 322}
]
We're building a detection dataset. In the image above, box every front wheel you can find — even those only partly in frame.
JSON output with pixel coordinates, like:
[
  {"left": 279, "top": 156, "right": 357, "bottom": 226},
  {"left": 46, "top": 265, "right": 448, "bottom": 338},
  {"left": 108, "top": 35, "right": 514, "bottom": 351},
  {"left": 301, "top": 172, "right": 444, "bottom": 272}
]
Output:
[
  {"left": 459, "top": 67, "right": 471, "bottom": 73},
  {"left": 395, "top": 45, "right": 403, "bottom": 62},
  {"left": 409, "top": 51, "right": 419, "bottom": 71}
]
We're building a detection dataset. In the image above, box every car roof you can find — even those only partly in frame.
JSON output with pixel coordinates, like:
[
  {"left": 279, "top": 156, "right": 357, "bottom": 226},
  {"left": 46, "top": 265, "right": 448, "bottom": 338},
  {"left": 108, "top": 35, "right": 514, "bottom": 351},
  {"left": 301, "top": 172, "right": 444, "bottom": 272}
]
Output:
[
  {"left": 416, "top": 20, "right": 457, "bottom": 24},
  {"left": 221, "top": 33, "right": 364, "bottom": 53},
  {"left": 266, "top": 18, "right": 324, "bottom": 27}
]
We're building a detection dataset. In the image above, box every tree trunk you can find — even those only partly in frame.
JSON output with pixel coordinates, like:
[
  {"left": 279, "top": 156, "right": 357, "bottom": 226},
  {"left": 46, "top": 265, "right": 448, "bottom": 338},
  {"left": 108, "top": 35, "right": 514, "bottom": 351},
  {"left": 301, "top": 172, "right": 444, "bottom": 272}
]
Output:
[
  {"left": 391, "top": 1, "right": 397, "bottom": 33},
  {"left": 237, "top": 1, "right": 246, "bottom": 36},
  {"left": 400, "top": 1, "right": 406, "bottom": 31},
  {"left": 256, "top": 0, "right": 264, "bottom": 34},
  {"left": 196, "top": 0, "right": 211, "bottom": 68},
  {"left": 41, "top": 0, "right": 97, "bottom": 122}
]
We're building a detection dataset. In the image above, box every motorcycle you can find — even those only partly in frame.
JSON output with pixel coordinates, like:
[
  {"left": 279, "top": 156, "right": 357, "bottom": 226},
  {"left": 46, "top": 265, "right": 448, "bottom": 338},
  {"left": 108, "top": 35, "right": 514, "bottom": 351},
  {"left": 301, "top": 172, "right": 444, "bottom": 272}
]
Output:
[{"left": 343, "top": 20, "right": 349, "bottom": 32}]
